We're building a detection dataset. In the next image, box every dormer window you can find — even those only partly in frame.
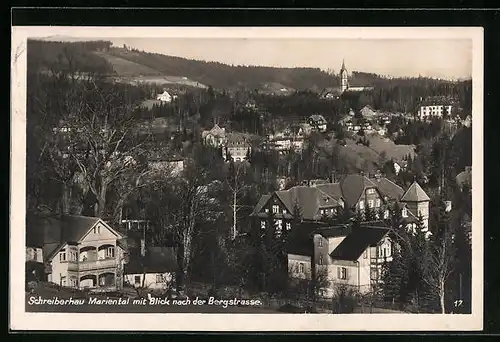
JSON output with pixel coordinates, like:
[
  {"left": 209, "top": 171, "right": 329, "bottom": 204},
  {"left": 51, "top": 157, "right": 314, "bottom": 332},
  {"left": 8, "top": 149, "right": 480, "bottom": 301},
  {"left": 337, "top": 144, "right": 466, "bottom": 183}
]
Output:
[{"left": 367, "top": 188, "right": 376, "bottom": 195}]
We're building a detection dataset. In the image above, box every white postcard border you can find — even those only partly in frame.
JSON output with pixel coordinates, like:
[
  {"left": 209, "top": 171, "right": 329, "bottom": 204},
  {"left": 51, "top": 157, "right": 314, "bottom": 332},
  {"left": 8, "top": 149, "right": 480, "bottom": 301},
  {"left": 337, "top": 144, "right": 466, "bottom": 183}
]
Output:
[{"left": 10, "top": 26, "right": 484, "bottom": 331}]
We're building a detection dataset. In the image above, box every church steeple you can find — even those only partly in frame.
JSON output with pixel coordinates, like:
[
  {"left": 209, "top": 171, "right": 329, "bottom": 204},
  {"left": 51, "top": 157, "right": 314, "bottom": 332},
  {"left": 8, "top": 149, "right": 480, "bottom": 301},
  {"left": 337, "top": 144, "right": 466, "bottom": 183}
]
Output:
[
  {"left": 340, "top": 59, "right": 346, "bottom": 72},
  {"left": 340, "top": 59, "right": 349, "bottom": 92}
]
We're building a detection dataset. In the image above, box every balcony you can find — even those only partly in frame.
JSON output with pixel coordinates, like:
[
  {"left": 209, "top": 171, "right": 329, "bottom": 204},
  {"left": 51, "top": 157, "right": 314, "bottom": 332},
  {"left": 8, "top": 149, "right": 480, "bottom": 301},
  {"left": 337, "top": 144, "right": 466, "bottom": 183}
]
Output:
[{"left": 78, "top": 258, "right": 117, "bottom": 272}]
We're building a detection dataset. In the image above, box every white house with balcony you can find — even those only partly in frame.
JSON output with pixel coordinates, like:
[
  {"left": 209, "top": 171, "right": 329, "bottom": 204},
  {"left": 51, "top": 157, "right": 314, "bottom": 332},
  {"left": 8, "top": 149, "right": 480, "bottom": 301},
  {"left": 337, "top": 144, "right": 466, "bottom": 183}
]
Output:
[{"left": 26, "top": 213, "right": 127, "bottom": 291}]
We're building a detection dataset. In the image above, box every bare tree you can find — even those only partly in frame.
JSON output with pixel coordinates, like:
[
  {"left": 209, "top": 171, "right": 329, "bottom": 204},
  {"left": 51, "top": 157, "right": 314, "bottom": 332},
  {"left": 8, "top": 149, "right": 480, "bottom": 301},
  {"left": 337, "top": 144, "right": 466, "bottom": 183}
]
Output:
[
  {"left": 64, "top": 78, "right": 151, "bottom": 218},
  {"left": 422, "top": 225, "right": 456, "bottom": 314},
  {"left": 225, "top": 161, "right": 250, "bottom": 240}
]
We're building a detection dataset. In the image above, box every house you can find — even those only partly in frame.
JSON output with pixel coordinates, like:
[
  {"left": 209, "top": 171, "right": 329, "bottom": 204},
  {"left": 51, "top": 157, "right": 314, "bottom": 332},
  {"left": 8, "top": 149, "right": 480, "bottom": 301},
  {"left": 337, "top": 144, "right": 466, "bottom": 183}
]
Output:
[
  {"left": 251, "top": 173, "right": 431, "bottom": 235},
  {"left": 360, "top": 105, "right": 376, "bottom": 119},
  {"left": 461, "top": 115, "right": 472, "bottom": 128},
  {"left": 124, "top": 247, "right": 178, "bottom": 290},
  {"left": 156, "top": 90, "right": 176, "bottom": 103},
  {"left": 202, "top": 123, "right": 227, "bottom": 148},
  {"left": 149, "top": 157, "right": 184, "bottom": 176},
  {"left": 26, "top": 213, "right": 127, "bottom": 291},
  {"left": 456, "top": 166, "right": 472, "bottom": 191},
  {"left": 26, "top": 218, "right": 46, "bottom": 281},
  {"left": 320, "top": 88, "right": 343, "bottom": 100},
  {"left": 417, "top": 97, "right": 454, "bottom": 120},
  {"left": 313, "top": 223, "right": 391, "bottom": 296},
  {"left": 222, "top": 133, "right": 251, "bottom": 162},
  {"left": 308, "top": 114, "right": 328, "bottom": 132}
]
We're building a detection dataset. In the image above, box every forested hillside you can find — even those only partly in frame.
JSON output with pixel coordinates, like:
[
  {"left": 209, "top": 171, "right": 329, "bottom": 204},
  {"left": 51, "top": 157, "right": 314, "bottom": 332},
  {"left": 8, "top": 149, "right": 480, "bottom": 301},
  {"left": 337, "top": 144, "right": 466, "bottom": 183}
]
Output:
[{"left": 27, "top": 39, "right": 472, "bottom": 114}]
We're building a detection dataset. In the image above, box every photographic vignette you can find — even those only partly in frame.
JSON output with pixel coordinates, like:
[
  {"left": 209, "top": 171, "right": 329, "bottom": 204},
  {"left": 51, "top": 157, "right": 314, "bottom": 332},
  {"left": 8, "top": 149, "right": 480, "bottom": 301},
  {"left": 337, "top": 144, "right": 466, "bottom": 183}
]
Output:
[{"left": 10, "top": 26, "right": 484, "bottom": 332}]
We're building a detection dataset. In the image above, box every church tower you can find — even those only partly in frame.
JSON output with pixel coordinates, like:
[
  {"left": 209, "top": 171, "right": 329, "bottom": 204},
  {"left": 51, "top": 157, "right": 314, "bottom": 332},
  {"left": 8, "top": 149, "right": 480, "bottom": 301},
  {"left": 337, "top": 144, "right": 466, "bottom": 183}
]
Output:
[{"left": 340, "top": 59, "right": 349, "bottom": 92}]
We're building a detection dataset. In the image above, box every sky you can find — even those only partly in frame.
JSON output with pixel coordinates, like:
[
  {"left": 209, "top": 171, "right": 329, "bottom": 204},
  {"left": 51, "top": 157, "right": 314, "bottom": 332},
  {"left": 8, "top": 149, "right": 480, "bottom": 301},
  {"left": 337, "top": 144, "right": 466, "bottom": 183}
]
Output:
[
  {"left": 39, "top": 36, "right": 473, "bottom": 80},
  {"left": 106, "top": 38, "right": 472, "bottom": 80}
]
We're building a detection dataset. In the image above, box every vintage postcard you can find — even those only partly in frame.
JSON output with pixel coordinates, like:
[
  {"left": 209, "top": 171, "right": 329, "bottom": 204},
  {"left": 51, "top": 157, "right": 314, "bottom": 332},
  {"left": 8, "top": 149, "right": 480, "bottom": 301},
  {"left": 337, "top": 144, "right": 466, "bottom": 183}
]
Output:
[{"left": 10, "top": 26, "right": 483, "bottom": 331}]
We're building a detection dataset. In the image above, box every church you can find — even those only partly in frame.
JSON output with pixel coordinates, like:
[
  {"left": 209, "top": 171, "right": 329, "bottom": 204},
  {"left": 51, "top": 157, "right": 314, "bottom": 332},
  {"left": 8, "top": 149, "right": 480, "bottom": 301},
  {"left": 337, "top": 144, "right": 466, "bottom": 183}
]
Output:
[{"left": 320, "top": 60, "right": 374, "bottom": 99}]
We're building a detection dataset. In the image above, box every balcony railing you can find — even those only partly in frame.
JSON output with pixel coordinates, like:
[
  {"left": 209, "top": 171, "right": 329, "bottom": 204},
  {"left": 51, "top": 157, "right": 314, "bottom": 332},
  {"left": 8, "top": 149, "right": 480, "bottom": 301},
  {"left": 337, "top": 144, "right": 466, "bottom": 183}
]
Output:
[{"left": 78, "top": 258, "right": 117, "bottom": 271}]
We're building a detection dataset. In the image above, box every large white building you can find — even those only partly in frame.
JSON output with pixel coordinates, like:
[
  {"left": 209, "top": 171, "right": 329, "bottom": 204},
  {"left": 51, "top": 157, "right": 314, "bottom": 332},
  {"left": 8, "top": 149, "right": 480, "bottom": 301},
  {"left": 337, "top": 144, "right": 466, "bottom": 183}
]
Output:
[{"left": 418, "top": 104, "right": 453, "bottom": 120}]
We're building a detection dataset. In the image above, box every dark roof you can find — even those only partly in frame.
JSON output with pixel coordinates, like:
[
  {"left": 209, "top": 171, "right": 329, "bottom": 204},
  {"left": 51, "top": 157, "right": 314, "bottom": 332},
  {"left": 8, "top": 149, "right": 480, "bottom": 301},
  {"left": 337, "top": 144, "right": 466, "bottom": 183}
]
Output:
[
  {"left": 124, "top": 247, "right": 178, "bottom": 274},
  {"left": 315, "top": 225, "right": 352, "bottom": 238},
  {"left": 400, "top": 181, "right": 430, "bottom": 202},
  {"left": 340, "top": 174, "right": 377, "bottom": 208},
  {"left": 251, "top": 175, "right": 408, "bottom": 220},
  {"left": 370, "top": 177, "right": 405, "bottom": 201},
  {"left": 330, "top": 226, "right": 390, "bottom": 261},
  {"left": 26, "top": 212, "right": 121, "bottom": 259},
  {"left": 251, "top": 194, "right": 271, "bottom": 216}
]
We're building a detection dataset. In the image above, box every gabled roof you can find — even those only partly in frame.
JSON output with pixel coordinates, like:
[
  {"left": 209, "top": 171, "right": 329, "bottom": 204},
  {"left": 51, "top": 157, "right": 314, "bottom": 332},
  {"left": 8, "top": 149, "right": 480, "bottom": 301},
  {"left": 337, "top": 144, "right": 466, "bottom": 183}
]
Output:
[
  {"left": 26, "top": 212, "right": 123, "bottom": 260},
  {"left": 251, "top": 194, "right": 271, "bottom": 216},
  {"left": 370, "top": 177, "right": 405, "bottom": 201},
  {"left": 400, "top": 181, "right": 430, "bottom": 202},
  {"left": 340, "top": 174, "right": 377, "bottom": 208},
  {"left": 309, "top": 114, "right": 327, "bottom": 123},
  {"left": 124, "top": 247, "right": 178, "bottom": 274},
  {"left": 329, "top": 226, "right": 390, "bottom": 261}
]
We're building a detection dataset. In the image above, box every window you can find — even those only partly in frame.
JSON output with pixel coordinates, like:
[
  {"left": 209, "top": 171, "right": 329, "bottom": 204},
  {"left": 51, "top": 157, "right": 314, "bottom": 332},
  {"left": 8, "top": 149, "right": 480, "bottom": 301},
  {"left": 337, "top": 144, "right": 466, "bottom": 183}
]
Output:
[
  {"left": 363, "top": 249, "right": 368, "bottom": 259},
  {"left": 384, "top": 210, "right": 390, "bottom": 219},
  {"left": 156, "top": 274, "right": 165, "bottom": 283},
  {"left": 59, "top": 251, "right": 66, "bottom": 262},
  {"left": 264, "top": 208, "right": 269, "bottom": 213},
  {"left": 61, "top": 275, "right": 67, "bottom": 286},
  {"left": 318, "top": 238, "right": 323, "bottom": 247},
  {"left": 33, "top": 249, "right": 38, "bottom": 261},
  {"left": 70, "top": 277, "right": 77, "bottom": 287},
  {"left": 359, "top": 200, "right": 365, "bottom": 210},
  {"left": 299, "top": 263, "right": 305, "bottom": 273},
  {"left": 276, "top": 219, "right": 283, "bottom": 232},
  {"left": 134, "top": 276, "right": 141, "bottom": 285},
  {"left": 366, "top": 188, "right": 375, "bottom": 195},
  {"left": 272, "top": 205, "right": 279, "bottom": 214},
  {"left": 69, "top": 250, "right": 78, "bottom": 261},
  {"left": 402, "top": 207, "right": 408, "bottom": 218},
  {"left": 105, "top": 247, "right": 115, "bottom": 258},
  {"left": 282, "top": 209, "right": 287, "bottom": 215},
  {"left": 320, "top": 209, "right": 324, "bottom": 215},
  {"left": 318, "top": 255, "right": 323, "bottom": 265},
  {"left": 286, "top": 222, "right": 291, "bottom": 231},
  {"left": 368, "top": 200, "right": 374, "bottom": 208},
  {"left": 261, "top": 220, "right": 266, "bottom": 229},
  {"left": 375, "top": 199, "right": 381, "bottom": 208},
  {"left": 339, "top": 267, "right": 347, "bottom": 280}
]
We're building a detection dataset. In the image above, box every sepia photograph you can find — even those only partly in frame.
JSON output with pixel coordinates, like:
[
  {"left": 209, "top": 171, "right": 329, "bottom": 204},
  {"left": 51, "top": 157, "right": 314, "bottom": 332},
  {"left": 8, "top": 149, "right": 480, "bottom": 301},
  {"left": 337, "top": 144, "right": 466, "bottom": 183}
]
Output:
[{"left": 10, "top": 26, "right": 483, "bottom": 331}]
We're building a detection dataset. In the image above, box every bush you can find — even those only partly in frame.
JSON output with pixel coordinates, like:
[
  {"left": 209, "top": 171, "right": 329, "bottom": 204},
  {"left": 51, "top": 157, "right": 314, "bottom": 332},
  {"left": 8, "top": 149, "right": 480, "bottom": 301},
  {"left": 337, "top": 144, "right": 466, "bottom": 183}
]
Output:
[{"left": 331, "top": 284, "right": 360, "bottom": 314}]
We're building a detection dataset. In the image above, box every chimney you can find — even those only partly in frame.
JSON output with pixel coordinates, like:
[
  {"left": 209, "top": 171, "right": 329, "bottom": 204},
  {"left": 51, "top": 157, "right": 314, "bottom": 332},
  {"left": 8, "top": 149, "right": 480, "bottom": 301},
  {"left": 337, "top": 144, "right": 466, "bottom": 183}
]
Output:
[{"left": 330, "top": 171, "right": 337, "bottom": 183}]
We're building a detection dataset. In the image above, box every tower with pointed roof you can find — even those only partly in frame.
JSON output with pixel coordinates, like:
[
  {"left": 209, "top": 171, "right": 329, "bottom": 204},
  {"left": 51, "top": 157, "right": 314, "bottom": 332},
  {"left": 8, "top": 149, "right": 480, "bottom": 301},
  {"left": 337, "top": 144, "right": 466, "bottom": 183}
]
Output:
[
  {"left": 340, "top": 59, "right": 349, "bottom": 92},
  {"left": 400, "top": 181, "right": 431, "bottom": 229}
]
